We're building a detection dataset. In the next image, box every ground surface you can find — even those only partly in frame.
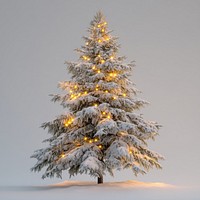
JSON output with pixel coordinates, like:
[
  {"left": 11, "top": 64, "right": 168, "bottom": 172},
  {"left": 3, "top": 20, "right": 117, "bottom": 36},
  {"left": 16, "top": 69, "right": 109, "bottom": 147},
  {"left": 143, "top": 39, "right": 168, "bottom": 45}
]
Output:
[{"left": 0, "top": 180, "right": 199, "bottom": 200}]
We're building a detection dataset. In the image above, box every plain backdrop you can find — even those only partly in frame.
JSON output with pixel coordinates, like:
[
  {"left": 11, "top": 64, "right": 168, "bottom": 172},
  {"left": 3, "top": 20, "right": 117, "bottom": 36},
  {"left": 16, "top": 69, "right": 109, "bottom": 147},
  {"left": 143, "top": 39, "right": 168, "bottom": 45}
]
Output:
[{"left": 0, "top": 0, "right": 200, "bottom": 187}]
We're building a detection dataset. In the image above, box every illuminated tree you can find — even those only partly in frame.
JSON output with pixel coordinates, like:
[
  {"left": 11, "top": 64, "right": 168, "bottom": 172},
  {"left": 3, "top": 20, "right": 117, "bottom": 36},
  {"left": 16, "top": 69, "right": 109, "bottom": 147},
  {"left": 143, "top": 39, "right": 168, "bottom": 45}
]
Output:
[{"left": 31, "top": 12, "right": 163, "bottom": 184}]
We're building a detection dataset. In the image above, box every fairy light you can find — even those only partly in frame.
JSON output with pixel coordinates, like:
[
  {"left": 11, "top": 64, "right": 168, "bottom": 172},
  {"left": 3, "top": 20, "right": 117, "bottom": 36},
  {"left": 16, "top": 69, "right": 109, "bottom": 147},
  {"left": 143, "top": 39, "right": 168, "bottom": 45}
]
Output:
[
  {"left": 98, "top": 39, "right": 102, "bottom": 43},
  {"left": 74, "top": 85, "right": 77, "bottom": 89},
  {"left": 92, "top": 65, "right": 96, "bottom": 70},
  {"left": 69, "top": 90, "right": 73, "bottom": 93},
  {"left": 84, "top": 137, "right": 88, "bottom": 141},
  {"left": 98, "top": 54, "right": 101, "bottom": 58},
  {"left": 123, "top": 93, "right": 126, "bottom": 97},
  {"left": 97, "top": 70, "right": 101, "bottom": 73},
  {"left": 98, "top": 145, "right": 102, "bottom": 149},
  {"left": 102, "top": 111, "right": 106, "bottom": 115},
  {"left": 89, "top": 139, "right": 93, "bottom": 143},
  {"left": 85, "top": 42, "right": 89, "bottom": 46},
  {"left": 105, "top": 90, "right": 108, "bottom": 93},
  {"left": 94, "top": 138, "right": 98, "bottom": 142},
  {"left": 104, "top": 36, "right": 110, "bottom": 41},
  {"left": 113, "top": 96, "right": 117, "bottom": 100},
  {"left": 94, "top": 103, "right": 98, "bottom": 107},
  {"left": 107, "top": 115, "right": 111, "bottom": 119},
  {"left": 101, "top": 28, "right": 105, "bottom": 33},
  {"left": 84, "top": 91, "right": 87, "bottom": 94},
  {"left": 95, "top": 88, "right": 99, "bottom": 91},
  {"left": 97, "top": 24, "right": 101, "bottom": 28},
  {"left": 110, "top": 56, "right": 114, "bottom": 60},
  {"left": 101, "top": 60, "right": 105, "bottom": 64},
  {"left": 104, "top": 22, "right": 107, "bottom": 25},
  {"left": 61, "top": 153, "right": 65, "bottom": 158}
]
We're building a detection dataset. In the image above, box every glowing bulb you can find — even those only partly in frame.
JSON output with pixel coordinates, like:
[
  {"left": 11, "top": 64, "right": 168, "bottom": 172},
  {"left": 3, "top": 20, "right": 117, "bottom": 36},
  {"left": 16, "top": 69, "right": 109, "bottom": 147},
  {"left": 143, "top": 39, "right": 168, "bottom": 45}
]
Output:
[
  {"left": 98, "top": 39, "right": 102, "bottom": 43},
  {"left": 109, "top": 73, "right": 113, "bottom": 77},
  {"left": 101, "top": 29, "right": 105, "bottom": 32},
  {"left": 92, "top": 65, "right": 96, "bottom": 70},
  {"left": 89, "top": 139, "right": 93, "bottom": 143},
  {"left": 94, "top": 138, "right": 98, "bottom": 142},
  {"left": 129, "top": 150, "right": 132, "bottom": 154},
  {"left": 97, "top": 70, "right": 101, "bottom": 73},
  {"left": 107, "top": 115, "right": 111, "bottom": 119},
  {"left": 101, "top": 60, "right": 105, "bottom": 64},
  {"left": 105, "top": 90, "right": 108, "bottom": 93},
  {"left": 113, "top": 73, "right": 117, "bottom": 77},
  {"left": 97, "top": 24, "right": 101, "bottom": 28},
  {"left": 102, "top": 112, "right": 106, "bottom": 115},
  {"left": 123, "top": 93, "right": 126, "bottom": 97},
  {"left": 71, "top": 94, "right": 74, "bottom": 98},
  {"left": 104, "top": 22, "right": 107, "bottom": 25},
  {"left": 78, "top": 93, "right": 81, "bottom": 96},
  {"left": 69, "top": 90, "right": 73, "bottom": 93},
  {"left": 98, "top": 145, "right": 102, "bottom": 149},
  {"left": 87, "top": 57, "right": 90, "bottom": 61},
  {"left": 74, "top": 85, "right": 77, "bottom": 89},
  {"left": 98, "top": 54, "right": 101, "bottom": 58},
  {"left": 85, "top": 42, "right": 89, "bottom": 45},
  {"left": 104, "top": 36, "right": 110, "bottom": 41},
  {"left": 61, "top": 154, "right": 65, "bottom": 158},
  {"left": 84, "top": 137, "right": 88, "bottom": 141},
  {"left": 113, "top": 96, "right": 117, "bottom": 100},
  {"left": 84, "top": 91, "right": 87, "bottom": 94},
  {"left": 110, "top": 56, "right": 114, "bottom": 60},
  {"left": 95, "top": 88, "right": 99, "bottom": 91},
  {"left": 94, "top": 104, "right": 98, "bottom": 107}
]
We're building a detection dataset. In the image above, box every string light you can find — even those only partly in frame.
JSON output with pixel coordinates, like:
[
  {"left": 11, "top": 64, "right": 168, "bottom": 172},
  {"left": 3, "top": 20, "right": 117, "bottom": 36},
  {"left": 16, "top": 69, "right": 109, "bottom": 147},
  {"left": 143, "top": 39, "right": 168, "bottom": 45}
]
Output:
[
  {"left": 98, "top": 145, "right": 102, "bottom": 149},
  {"left": 89, "top": 139, "right": 93, "bottom": 143},
  {"left": 94, "top": 138, "right": 98, "bottom": 142},
  {"left": 97, "top": 70, "right": 101, "bottom": 73},
  {"left": 61, "top": 153, "right": 65, "bottom": 158},
  {"left": 94, "top": 104, "right": 98, "bottom": 107},
  {"left": 98, "top": 39, "right": 102, "bottom": 43},
  {"left": 92, "top": 65, "right": 96, "bottom": 70},
  {"left": 105, "top": 90, "right": 108, "bottom": 93},
  {"left": 113, "top": 96, "right": 117, "bottom": 100},
  {"left": 107, "top": 115, "right": 111, "bottom": 119},
  {"left": 102, "top": 111, "right": 106, "bottom": 115},
  {"left": 95, "top": 88, "right": 99, "bottom": 91},
  {"left": 84, "top": 91, "right": 87, "bottom": 94},
  {"left": 110, "top": 56, "right": 114, "bottom": 60},
  {"left": 123, "top": 93, "right": 126, "bottom": 97},
  {"left": 85, "top": 42, "right": 89, "bottom": 46},
  {"left": 97, "top": 24, "right": 101, "bottom": 28},
  {"left": 104, "top": 22, "right": 107, "bottom": 25},
  {"left": 104, "top": 36, "right": 110, "bottom": 41},
  {"left": 74, "top": 85, "right": 77, "bottom": 89},
  {"left": 84, "top": 137, "right": 88, "bottom": 141},
  {"left": 101, "top": 60, "right": 105, "bottom": 64},
  {"left": 97, "top": 54, "right": 101, "bottom": 58},
  {"left": 101, "top": 29, "right": 105, "bottom": 32},
  {"left": 69, "top": 90, "right": 73, "bottom": 93}
]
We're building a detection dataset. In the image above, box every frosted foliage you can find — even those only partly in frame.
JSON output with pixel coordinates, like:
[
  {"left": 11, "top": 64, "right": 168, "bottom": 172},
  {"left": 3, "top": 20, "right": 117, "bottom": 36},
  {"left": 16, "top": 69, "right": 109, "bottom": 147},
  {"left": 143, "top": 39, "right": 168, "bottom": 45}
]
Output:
[{"left": 31, "top": 11, "right": 163, "bottom": 181}]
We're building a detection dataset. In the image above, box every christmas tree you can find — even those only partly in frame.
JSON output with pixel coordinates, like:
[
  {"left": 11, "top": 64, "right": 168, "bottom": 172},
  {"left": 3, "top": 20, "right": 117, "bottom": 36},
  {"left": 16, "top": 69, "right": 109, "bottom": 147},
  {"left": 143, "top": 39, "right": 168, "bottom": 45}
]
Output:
[{"left": 31, "top": 12, "right": 163, "bottom": 184}]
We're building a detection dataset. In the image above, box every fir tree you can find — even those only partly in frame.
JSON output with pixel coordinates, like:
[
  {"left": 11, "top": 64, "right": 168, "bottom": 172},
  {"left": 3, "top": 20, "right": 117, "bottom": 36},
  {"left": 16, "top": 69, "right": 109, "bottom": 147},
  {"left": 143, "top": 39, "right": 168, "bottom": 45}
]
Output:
[{"left": 31, "top": 12, "right": 163, "bottom": 184}]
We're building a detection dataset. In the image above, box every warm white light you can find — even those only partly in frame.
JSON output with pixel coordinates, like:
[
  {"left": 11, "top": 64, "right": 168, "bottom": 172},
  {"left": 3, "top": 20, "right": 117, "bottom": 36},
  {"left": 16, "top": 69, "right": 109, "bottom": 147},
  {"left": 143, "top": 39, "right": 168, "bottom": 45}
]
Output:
[{"left": 84, "top": 137, "right": 88, "bottom": 141}]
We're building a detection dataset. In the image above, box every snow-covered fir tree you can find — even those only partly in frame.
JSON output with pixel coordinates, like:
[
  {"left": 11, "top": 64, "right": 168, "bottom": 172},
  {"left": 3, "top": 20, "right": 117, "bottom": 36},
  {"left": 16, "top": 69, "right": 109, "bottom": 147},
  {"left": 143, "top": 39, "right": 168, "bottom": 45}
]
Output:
[{"left": 31, "top": 12, "right": 163, "bottom": 184}]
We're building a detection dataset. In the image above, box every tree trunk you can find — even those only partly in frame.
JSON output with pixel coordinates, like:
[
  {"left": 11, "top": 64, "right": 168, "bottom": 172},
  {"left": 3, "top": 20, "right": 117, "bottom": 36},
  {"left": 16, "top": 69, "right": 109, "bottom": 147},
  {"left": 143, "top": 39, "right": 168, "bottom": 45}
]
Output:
[{"left": 97, "top": 174, "right": 103, "bottom": 184}]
